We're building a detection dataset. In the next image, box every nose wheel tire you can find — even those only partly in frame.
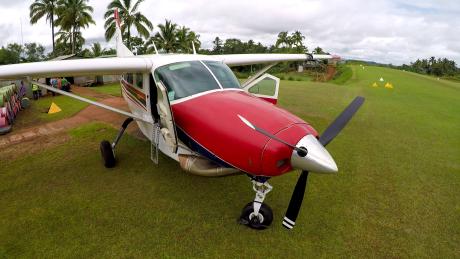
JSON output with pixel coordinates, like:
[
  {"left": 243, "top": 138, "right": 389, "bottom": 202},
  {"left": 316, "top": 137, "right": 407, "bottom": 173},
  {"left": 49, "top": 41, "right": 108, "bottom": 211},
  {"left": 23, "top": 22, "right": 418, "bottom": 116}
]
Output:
[
  {"left": 100, "top": 140, "right": 116, "bottom": 168},
  {"left": 239, "top": 202, "right": 273, "bottom": 230}
]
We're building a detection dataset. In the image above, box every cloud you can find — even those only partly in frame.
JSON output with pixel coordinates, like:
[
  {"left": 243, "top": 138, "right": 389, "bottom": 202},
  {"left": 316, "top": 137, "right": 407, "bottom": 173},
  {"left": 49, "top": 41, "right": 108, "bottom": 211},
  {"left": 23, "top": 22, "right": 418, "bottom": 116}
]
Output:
[{"left": 0, "top": 0, "right": 459, "bottom": 65}]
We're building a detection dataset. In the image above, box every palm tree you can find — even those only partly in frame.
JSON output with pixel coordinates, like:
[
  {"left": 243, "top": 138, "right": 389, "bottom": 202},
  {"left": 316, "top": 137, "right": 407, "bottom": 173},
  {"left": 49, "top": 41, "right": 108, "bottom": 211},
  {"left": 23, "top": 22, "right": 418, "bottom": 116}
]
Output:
[
  {"left": 275, "top": 31, "right": 289, "bottom": 48},
  {"left": 30, "top": 0, "right": 58, "bottom": 52},
  {"left": 104, "top": 0, "right": 153, "bottom": 50},
  {"left": 291, "top": 31, "right": 306, "bottom": 52},
  {"left": 175, "top": 26, "right": 201, "bottom": 53},
  {"left": 55, "top": 29, "right": 85, "bottom": 54},
  {"left": 187, "top": 31, "right": 201, "bottom": 51},
  {"left": 90, "top": 42, "right": 106, "bottom": 57},
  {"left": 56, "top": 0, "right": 95, "bottom": 54},
  {"left": 149, "top": 20, "right": 178, "bottom": 53},
  {"left": 313, "top": 46, "right": 324, "bottom": 54},
  {"left": 176, "top": 26, "right": 190, "bottom": 53}
]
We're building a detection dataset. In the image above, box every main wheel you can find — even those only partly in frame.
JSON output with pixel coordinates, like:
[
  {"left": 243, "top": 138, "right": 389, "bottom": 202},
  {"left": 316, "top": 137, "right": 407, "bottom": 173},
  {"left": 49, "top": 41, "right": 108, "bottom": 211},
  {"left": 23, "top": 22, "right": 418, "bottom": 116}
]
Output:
[
  {"left": 239, "top": 202, "right": 273, "bottom": 230},
  {"left": 100, "top": 140, "right": 116, "bottom": 168}
]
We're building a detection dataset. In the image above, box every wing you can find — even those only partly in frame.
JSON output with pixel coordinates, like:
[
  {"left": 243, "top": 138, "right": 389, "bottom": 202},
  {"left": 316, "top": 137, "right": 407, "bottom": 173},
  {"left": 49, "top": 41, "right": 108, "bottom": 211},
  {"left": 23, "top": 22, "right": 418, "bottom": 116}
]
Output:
[
  {"left": 0, "top": 57, "right": 154, "bottom": 124},
  {"left": 0, "top": 57, "right": 152, "bottom": 79},
  {"left": 215, "top": 54, "right": 334, "bottom": 67}
]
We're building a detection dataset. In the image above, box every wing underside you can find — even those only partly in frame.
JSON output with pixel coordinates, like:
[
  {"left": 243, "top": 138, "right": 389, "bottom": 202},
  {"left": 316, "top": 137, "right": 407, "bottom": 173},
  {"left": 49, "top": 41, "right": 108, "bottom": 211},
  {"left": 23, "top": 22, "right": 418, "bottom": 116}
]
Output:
[{"left": 0, "top": 57, "right": 152, "bottom": 80}]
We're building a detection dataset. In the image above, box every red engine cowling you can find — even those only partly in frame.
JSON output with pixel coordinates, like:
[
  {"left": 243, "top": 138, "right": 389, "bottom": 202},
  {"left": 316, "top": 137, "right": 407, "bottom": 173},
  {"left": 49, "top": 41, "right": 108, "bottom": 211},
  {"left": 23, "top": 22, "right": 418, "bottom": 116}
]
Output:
[{"left": 172, "top": 90, "right": 318, "bottom": 176}]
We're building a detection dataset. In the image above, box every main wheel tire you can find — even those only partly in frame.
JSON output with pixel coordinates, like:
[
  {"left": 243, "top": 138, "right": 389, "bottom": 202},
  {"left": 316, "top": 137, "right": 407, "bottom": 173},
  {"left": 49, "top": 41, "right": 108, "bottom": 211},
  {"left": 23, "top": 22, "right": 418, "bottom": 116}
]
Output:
[
  {"left": 239, "top": 202, "right": 273, "bottom": 230},
  {"left": 100, "top": 140, "right": 116, "bottom": 168}
]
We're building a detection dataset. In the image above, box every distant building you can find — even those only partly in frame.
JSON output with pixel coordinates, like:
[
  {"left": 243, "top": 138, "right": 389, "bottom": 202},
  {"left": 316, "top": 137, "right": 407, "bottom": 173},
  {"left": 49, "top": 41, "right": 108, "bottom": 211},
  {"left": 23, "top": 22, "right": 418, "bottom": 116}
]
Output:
[{"left": 46, "top": 54, "right": 120, "bottom": 86}]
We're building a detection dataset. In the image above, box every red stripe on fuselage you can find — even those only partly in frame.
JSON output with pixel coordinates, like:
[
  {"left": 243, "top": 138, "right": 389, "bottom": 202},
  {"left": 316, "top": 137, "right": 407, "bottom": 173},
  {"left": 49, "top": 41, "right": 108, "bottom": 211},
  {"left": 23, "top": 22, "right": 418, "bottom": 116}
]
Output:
[
  {"left": 121, "top": 80, "right": 146, "bottom": 105},
  {"left": 172, "top": 90, "right": 318, "bottom": 176},
  {"left": 121, "top": 84, "right": 147, "bottom": 111}
]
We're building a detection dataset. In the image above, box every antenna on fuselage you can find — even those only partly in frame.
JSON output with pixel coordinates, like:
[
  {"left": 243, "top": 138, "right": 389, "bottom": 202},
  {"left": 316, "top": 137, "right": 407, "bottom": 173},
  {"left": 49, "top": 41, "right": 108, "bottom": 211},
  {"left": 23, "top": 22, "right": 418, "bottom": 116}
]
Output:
[
  {"left": 192, "top": 42, "right": 197, "bottom": 55},
  {"left": 152, "top": 41, "right": 159, "bottom": 55}
]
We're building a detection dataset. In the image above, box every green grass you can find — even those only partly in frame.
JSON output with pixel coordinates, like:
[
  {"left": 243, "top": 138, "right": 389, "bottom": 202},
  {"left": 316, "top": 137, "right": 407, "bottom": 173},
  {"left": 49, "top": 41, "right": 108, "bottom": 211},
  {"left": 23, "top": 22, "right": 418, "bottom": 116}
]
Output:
[
  {"left": 13, "top": 95, "right": 89, "bottom": 129},
  {"left": 0, "top": 66, "right": 459, "bottom": 257},
  {"left": 89, "top": 83, "right": 122, "bottom": 97},
  {"left": 331, "top": 64, "right": 353, "bottom": 85}
]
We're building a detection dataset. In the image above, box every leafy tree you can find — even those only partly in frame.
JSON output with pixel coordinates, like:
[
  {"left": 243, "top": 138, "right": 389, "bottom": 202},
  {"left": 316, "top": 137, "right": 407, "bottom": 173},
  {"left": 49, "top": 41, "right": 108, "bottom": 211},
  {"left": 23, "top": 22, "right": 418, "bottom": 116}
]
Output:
[
  {"left": 313, "top": 46, "right": 325, "bottom": 54},
  {"left": 104, "top": 0, "right": 153, "bottom": 50},
  {"left": 56, "top": 0, "right": 95, "bottom": 54},
  {"left": 0, "top": 44, "right": 23, "bottom": 65},
  {"left": 403, "top": 57, "right": 458, "bottom": 77},
  {"left": 129, "top": 36, "right": 147, "bottom": 55},
  {"left": 103, "top": 48, "right": 117, "bottom": 55},
  {"left": 212, "top": 37, "right": 223, "bottom": 54},
  {"left": 24, "top": 43, "right": 46, "bottom": 62},
  {"left": 30, "top": 0, "right": 58, "bottom": 52},
  {"left": 223, "top": 38, "right": 244, "bottom": 54}
]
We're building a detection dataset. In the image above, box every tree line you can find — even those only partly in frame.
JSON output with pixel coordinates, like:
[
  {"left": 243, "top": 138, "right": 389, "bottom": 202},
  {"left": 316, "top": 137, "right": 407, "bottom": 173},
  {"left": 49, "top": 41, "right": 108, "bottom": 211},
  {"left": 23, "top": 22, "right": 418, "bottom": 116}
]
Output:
[{"left": 398, "top": 57, "right": 459, "bottom": 77}]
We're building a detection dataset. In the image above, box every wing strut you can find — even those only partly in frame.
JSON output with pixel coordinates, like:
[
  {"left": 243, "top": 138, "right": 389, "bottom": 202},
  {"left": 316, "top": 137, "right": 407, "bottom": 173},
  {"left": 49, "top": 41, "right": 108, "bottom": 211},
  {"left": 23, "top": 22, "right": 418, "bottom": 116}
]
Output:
[{"left": 31, "top": 81, "right": 153, "bottom": 124}]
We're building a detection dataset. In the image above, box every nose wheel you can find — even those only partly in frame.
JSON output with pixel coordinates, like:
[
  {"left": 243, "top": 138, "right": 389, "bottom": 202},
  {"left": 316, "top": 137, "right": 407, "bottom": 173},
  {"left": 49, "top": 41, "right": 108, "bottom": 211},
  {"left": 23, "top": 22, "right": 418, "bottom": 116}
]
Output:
[
  {"left": 239, "top": 178, "right": 273, "bottom": 230},
  {"left": 239, "top": 202, "right": 273, "bottom": 230}
]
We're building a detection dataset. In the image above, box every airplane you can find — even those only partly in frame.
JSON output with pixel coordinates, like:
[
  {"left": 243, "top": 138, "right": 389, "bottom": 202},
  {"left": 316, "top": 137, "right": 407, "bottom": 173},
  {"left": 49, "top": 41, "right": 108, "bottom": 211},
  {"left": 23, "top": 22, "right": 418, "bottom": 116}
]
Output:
[{"left": 0, "top": 11, "right": 364, "bottom": 230}]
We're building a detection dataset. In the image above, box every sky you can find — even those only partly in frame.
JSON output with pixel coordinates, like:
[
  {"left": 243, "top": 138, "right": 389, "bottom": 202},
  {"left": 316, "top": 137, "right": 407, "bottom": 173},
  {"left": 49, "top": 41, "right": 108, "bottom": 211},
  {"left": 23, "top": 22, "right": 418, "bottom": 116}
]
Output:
[{"left": 0, "top": 0, "right": 459, "bottom": 65}]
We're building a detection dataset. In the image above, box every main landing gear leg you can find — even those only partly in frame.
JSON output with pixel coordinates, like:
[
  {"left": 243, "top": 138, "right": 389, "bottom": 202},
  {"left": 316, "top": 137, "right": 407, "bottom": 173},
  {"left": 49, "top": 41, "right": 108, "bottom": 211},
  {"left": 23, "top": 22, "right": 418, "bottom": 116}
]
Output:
[
  {"left": 100, "top": 118, "right": 134, "bottom": 168},
  {"left": 239, "top": 177, "right": 274, "bottom": 230}
]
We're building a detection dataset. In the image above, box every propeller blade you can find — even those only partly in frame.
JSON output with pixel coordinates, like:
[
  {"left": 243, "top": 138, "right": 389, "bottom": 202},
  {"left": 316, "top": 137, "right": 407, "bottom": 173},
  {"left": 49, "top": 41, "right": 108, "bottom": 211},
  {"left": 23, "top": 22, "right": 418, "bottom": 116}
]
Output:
[
  {"left": 282, "top": 171, "right": 309, "bottom": 230},
  {"left": 319, "top": 96, "right": 365, "bottom": 146},
  {"left": 283, "top": 97, "right": 364, "bottom": 230}
]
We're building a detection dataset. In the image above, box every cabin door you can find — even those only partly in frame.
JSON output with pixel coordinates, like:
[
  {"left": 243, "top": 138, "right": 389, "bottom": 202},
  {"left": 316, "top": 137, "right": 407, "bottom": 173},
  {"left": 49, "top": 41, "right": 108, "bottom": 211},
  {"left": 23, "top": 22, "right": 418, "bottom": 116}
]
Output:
[
  {"left": 243, "top": 73, "right": 280, "bottom": 105},
  {"left": 152, "top": 73, "right": 178, "bottom": 153}
]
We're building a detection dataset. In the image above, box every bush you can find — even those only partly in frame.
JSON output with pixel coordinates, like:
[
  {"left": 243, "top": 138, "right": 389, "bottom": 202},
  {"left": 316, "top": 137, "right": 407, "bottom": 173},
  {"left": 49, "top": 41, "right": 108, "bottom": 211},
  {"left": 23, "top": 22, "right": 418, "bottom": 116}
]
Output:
[
  {"left": 288, "top": 76, "right": 295, "bottom": 81},
  {"left": 332, "top": 65, "right": 352, "bottom": 85}
]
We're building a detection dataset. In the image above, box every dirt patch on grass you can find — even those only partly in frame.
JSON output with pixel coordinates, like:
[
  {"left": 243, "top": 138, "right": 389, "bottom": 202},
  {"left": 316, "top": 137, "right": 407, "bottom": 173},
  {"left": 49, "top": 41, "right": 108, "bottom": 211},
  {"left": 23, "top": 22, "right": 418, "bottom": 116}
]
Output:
[
  {"left": 0, "top": 96, "right": 145, "bottom": 150},
  {"left": 0, "top": 132, "right": 70, "bottom": 161}
]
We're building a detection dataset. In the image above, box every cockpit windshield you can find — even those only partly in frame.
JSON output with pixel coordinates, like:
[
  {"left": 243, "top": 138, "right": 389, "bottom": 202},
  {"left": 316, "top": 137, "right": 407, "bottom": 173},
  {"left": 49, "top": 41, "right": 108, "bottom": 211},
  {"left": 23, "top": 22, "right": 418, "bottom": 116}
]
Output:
[{"left": 154, "top": 61, "right": 240, "bottom": 101}]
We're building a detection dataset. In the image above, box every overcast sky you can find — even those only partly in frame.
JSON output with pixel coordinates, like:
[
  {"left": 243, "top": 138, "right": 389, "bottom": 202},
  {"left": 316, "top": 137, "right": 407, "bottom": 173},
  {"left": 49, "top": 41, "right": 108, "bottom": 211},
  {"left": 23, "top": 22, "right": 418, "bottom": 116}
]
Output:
[{"left": 0, "top": 0, "right": 459, "bottom": 65}]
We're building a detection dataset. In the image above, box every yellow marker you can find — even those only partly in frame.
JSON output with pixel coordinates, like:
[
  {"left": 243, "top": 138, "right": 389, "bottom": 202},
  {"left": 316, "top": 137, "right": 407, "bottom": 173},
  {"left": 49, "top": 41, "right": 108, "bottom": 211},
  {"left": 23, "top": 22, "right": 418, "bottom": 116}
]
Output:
[
  {"left": 48, "top": 102, "right": 62, "bottom": 114},
  {"left": 385, "top": 82, "right": 394, "bottom": 89},
  {"left": 372, "top": 82, "right": 378, "bottom": 87}
]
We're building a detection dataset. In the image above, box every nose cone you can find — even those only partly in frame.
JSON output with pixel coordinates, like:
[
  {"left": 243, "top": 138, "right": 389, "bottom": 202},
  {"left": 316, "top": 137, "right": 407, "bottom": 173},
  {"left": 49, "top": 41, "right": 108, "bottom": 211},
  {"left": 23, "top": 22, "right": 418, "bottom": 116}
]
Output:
[{"left": 290, "top": 135, "right": 338, "bottom": 173}]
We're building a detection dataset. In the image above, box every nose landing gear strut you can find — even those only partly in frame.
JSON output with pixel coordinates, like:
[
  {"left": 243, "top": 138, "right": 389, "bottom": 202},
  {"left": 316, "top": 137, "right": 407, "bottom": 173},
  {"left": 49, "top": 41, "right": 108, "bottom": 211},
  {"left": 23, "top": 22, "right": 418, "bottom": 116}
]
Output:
[{"left": 239, "top": 177, "right": 273, "bottom": 230}]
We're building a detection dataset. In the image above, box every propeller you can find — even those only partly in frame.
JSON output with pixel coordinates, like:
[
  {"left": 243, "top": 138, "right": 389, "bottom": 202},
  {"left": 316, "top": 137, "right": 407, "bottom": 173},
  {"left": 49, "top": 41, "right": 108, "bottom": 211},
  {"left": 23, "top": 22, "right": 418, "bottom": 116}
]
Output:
[
  {"left": 283, "top": 96, "right": 365, "bottom": 230},
  {"left": 237, "top": 96, "right": 364, "bottom": 230}
]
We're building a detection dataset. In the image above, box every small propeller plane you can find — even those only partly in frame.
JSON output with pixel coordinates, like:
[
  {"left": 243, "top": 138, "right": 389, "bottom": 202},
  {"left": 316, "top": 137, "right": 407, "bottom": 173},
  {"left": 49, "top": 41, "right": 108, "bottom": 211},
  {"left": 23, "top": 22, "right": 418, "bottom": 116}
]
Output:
[{"left": 0, "top": 12, "right": 364, "bottom": 230}]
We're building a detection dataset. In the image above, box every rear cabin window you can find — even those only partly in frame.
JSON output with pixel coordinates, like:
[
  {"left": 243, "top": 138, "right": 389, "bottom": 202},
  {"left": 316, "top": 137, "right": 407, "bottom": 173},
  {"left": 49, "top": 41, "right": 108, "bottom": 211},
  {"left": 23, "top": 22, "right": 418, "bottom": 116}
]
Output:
[
  {"left": 125, "top": 73, "right": 133, "bottom": 84},
  {"left": 135, "top": 73, "right": 143, "bottom": 88}
]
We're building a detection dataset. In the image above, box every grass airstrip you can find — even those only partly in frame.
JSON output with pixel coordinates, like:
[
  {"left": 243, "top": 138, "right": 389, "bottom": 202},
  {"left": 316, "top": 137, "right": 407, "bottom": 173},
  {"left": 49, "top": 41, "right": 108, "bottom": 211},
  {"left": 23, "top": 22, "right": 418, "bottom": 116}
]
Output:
[{"left": 0, "top": 65, "right": 459, "bottom": 258}]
